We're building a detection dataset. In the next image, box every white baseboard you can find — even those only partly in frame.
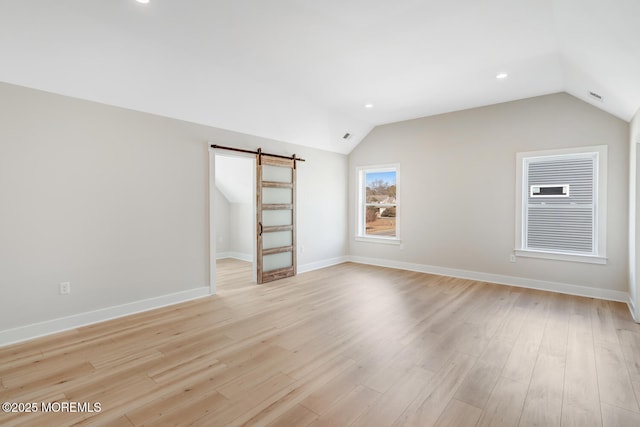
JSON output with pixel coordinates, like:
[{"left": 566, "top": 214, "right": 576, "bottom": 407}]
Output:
[
  {"left": 0, "top": 287, "right": 212, "bottom": 347},
  {"left": 348, "top": 256, "right": 629, "bottom": 303},
  {"left": 298, "top": 256, "right": 349, "bottom": 274},
  {"left": 4, "top": 255, "right": 632, "bottom": 347},
  {"left": 216, "top": 252, "right": 253, "bottom": 262}
]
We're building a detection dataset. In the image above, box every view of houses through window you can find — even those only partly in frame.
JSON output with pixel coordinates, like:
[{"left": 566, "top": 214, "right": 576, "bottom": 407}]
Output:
[{"left": 364, "top": 169, "right": 397, "bottom": 237}]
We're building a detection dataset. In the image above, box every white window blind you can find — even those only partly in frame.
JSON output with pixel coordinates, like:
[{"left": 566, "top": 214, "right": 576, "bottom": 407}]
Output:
[
  {"left": 524, "top": 154, "right": 596, "bottom": 254},
  {"left": 515, "top": 145, "right": 607, "bottom": 264}
]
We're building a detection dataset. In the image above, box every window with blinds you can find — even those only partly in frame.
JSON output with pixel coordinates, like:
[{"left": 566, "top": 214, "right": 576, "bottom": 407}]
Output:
[{"left": 515, "top": 146, "right": 607, "bottom": 264}]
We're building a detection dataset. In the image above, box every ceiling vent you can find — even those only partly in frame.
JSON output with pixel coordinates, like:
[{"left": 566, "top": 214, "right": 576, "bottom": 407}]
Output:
[{"left": 588, "top": 91, "right": 603, "bottom": 102}]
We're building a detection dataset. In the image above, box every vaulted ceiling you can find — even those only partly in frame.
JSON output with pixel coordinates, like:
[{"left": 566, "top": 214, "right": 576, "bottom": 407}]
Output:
[
  {"left": 1, "top": 0, "right": 638, "bottom": 154},
  {"left": 215, "top": 155, "right": 253, "bottom": 204}
]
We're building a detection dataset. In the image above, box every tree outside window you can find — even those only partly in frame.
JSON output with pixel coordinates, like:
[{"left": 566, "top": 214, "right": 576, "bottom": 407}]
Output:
[{"left": 357, "top": 166, "right": 399, "bottom": 240}]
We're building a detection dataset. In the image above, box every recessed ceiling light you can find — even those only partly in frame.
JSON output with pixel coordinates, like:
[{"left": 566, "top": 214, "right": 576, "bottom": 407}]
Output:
[
  {"left": 496, "top": 72, "right": 509, "bottom": 80},
  {"left": 136, "top": 0, "right": 150, "bottom": 4},
  {"left": 364, "top": 104, "right": 374, "bottom": 109}
]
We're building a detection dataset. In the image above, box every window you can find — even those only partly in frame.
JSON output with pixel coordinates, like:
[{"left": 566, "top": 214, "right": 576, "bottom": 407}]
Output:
[
  {"left": 515, "top": 145, "right": 607, "bottom": 264},
  {"left": 356, "top": 165, "right": 399, "bottom": 242}
]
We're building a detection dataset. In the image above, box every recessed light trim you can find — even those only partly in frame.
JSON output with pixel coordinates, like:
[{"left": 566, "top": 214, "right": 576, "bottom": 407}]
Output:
[
  {"left": 364, "top": 104, "right": 374, "bottom": 109},
  {"left": 496, "top": 72, "right": 508, "bottom": 80}
]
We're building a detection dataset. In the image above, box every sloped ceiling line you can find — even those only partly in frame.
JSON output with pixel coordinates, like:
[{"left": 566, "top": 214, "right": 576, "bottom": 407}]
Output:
[
  {"left": 0, "top": 0, "right": 638, "bottom": 154},
  {"left": 215, "top": 155, "right": 253, "bottom": 204}
]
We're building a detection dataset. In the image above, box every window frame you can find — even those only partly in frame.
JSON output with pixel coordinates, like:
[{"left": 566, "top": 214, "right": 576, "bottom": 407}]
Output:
[
  {"left": 514, "top": 145, "right": 607, "bottom": 264},
  {"left": 355, "top": 164, "right": 401, "bottom": 244}
]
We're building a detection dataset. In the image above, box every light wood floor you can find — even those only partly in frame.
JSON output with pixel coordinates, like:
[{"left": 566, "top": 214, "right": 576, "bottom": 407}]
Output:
[
  {"left": 2, "top": 262, "right": 640, "bottom": 426},
  {"left": 216, "top": 258, "right": 254, "bottom": 292}
]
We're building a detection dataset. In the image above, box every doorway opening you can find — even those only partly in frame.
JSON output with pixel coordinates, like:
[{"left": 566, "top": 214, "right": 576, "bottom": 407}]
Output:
[{"left": 213, "top": 152, "right": 256, "bottom": 292}]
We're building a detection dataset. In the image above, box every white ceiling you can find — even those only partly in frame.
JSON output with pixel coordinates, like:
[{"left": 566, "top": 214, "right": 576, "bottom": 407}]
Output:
[{"left": 1, "top": 0, "right": 638, "bottom": 154}]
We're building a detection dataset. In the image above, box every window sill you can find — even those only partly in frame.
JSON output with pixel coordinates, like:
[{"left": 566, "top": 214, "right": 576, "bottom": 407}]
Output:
[
  {"left": 355, "top": 236, "right": 402, "bottom": 245},
  {"left": 514, "top": 249, "right": 607, "bottom": 265}
]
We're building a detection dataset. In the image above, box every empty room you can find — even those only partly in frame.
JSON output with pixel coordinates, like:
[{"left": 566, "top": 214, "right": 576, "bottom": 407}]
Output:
[{"left": 2, "top": 1, "right": 640, "bottom": 426}]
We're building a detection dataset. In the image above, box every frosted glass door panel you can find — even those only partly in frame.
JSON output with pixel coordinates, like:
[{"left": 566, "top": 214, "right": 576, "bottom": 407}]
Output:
[
  {"left": 263, "top": 252, "right": 292, "bottom": 272},
  {"left": 257, "top": 154, "right": 296, "bottom": 284},
  {"left": 262, "top": 165, "right": 292, "bottom": 183},
  {"left": 262, "top": 188, "right": 292, "bottom": 204},
  {"left": 263, "top": 231, "right": 292, "bottom": 250},
  {"left": 262, "top": 210, "right": 292, "bottom": 227}
]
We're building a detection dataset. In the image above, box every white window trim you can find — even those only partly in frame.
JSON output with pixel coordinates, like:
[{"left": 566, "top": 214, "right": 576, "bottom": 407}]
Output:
[
  {"left": 514, "top": 145, "right": 607, "bottom": 264},
  {"left": 355, "top": 164, "right": 401, "bottom": 244}
]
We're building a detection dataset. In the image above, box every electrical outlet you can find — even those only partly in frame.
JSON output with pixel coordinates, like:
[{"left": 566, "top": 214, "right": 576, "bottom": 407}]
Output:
[
  {"left": 509, "top": 254, "right": 517, "bottom": 263},
  {"left": 60, "top": 282, "right": 71, "bottom": 295},
  {"left": 300, "top": 245, "right": 305, "bottom": 253}
]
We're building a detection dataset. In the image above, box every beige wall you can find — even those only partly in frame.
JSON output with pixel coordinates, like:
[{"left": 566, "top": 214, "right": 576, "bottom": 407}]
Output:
[
  {"left": 214, "top": 191, "right": 252, "bottom": 260},
  {"left": 214, "top": 187, "right": 230, "bottom": 255},
  {"left": 630, "top": 107, "right": 640, "bottom": 319},
  {"left": 229, "top": 203, "right": 253, "bottom": 257},
  {"left": 349, "top": 93, "right": 629, "bottom": 294},
  {"left": 2, "top": 81, "right": 629, "bottom": 340},
  {"left": 0, "top": 82, "right": 348, "bottom": 334}
]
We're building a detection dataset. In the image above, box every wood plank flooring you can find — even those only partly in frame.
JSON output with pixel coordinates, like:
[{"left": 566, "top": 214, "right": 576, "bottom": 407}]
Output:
[{"left": 1, "top": 260, "right": 640, "bottom": 426}]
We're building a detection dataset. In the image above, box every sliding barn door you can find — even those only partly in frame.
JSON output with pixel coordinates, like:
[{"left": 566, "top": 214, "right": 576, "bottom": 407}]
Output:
[{"left": 256, "top": 152, "right": 297, "bottom": 284}]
